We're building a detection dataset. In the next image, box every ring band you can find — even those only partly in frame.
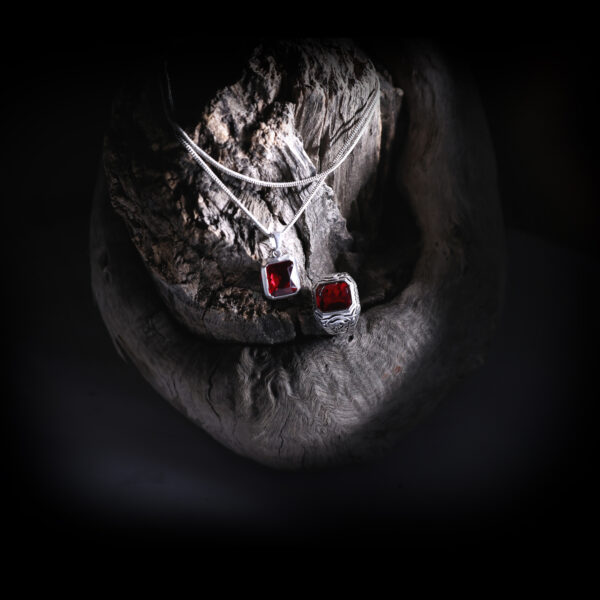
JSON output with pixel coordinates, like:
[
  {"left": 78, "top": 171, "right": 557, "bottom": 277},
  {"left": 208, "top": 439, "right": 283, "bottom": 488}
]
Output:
[{"left": 313, "top": 273, "right": 361, "bottom": 335}]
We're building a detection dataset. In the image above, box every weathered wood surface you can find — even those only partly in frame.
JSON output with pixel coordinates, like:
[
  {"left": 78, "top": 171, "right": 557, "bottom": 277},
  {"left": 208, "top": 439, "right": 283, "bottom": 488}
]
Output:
[
  {"left": 104, "top": 40, "right": 405, "bottom": 344},
  {"left": 91, "top": 39, "right": 505, "bottom": 468}
]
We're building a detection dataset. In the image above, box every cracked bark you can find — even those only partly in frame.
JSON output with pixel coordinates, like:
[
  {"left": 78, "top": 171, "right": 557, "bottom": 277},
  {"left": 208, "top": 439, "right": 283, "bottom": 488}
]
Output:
[
  {"left": 91, "top": 39, "right": 505, "bottom": 468},
  {"left": 103, "top": 39, "right": 404, "bottom": 345}
]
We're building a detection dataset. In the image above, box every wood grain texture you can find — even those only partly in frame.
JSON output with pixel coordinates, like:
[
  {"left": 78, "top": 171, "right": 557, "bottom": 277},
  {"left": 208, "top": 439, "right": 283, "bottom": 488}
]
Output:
[
  {"left": 91, "top": 39, "right": 505, "bottom": 468},
  {"left": 104, "top": 40, "right": 404, "bottom": 344}
]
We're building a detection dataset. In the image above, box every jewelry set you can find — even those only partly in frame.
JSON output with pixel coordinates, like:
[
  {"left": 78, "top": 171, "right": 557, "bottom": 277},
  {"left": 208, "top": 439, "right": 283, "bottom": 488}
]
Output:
[{"left": 162, "top": 68, "right": 380, "bottom": 336}]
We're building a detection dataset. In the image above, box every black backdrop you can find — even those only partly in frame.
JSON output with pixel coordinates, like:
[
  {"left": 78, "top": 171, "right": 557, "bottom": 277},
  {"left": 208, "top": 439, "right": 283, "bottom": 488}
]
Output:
[{"left": 3, "top": 36, "right": 597, "bottom": 550}]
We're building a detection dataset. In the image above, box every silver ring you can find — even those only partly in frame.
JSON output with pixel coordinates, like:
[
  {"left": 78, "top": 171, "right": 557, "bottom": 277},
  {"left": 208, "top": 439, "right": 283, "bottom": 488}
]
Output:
[{"left": 313, "top": 273, "right": 361, "bottom": 335}]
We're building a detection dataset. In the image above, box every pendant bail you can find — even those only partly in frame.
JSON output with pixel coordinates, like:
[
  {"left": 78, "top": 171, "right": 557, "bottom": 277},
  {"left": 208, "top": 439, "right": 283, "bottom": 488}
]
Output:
[{"left": 270, "top": 231, "right": 283, "bottom": 258}]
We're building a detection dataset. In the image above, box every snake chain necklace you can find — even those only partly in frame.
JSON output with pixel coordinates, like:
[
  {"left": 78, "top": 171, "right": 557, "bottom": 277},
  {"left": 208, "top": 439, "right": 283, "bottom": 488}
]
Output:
[{"left": 162, "top": 66, "right": 380, "bottom": 333}]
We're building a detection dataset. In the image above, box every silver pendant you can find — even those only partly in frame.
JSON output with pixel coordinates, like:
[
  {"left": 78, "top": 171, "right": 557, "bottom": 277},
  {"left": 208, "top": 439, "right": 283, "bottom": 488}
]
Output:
[{"left": 261, "top": 232, "right": 301, "bottom": 300}]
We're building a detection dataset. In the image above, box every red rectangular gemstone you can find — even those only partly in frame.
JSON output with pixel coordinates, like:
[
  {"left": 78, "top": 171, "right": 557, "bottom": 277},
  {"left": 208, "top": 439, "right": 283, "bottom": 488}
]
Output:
[
  {"left": 315, "top": 281, "right": 352, "bottom": 312},
  {"left": 266, "top": 260, "right": 298, "bottom": 297}
]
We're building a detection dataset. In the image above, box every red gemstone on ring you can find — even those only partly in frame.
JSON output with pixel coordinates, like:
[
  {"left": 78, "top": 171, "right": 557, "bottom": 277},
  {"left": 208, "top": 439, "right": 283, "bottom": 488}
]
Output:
[
  {"left": 315, "top": 281, "right": 352, "bottom": 312},
  {"left": 266, "top": 260, "right": 298, "bottom": 297}
]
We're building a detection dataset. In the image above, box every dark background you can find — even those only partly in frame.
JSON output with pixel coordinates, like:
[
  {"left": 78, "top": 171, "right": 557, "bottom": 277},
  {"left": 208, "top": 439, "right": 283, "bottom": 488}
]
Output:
[
  {"left": 3, "top": 36, "right": 597, "bottom": 549},
  {"left": 4, "top": 37, "right": 598, "bottom": 255}
]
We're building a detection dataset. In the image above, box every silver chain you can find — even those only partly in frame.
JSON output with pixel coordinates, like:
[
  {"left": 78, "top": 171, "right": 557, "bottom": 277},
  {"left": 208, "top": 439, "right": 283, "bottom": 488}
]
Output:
[{"left": 161, "top": 66, "right": 380, "bottom": 244}]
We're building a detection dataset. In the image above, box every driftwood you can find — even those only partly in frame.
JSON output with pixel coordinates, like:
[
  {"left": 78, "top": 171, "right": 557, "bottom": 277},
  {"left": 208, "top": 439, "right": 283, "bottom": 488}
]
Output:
[{"left": 91, "top": 39, "right": 505, "bottom": 468}]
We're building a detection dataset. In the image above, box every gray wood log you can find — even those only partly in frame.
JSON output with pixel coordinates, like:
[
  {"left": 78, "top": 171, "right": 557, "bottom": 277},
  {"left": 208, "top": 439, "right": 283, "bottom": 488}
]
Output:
[
  {"left": 104, "top": 40, "right": 404, "bottom": 344},
  {"left": 91, "top": 39, "right": 505, "bottom": 468}
]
